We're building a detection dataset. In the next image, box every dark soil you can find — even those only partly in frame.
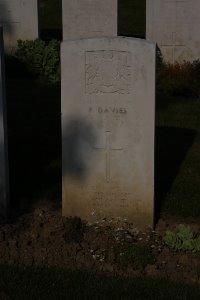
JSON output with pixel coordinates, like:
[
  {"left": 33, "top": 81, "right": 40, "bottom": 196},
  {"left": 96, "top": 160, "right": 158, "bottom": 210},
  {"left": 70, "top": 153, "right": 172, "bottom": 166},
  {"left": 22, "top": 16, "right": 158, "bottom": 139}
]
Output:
[{"left": 0, "top": 200, "right": 200, "bottom": 286}]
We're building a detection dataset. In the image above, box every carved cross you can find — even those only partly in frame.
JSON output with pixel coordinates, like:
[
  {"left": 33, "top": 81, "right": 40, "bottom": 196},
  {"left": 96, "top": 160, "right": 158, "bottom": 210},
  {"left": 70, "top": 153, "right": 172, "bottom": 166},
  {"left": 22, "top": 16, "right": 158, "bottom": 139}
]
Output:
[
  {"left": 93, "top": 131, "right": 123, "bottom": 183},
  {"left": 161, "top": 32, "right": 185, "bottom": 63}
]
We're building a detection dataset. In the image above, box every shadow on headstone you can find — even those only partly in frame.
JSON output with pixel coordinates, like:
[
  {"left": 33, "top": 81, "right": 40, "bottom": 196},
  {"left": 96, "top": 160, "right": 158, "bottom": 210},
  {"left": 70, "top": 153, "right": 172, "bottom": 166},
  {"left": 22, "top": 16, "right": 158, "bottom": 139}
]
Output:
[
  {"left": 62, "top": 118, "right": 96, "bottom": 180},
  {"left": 155, "top": 126, "right": 196, "bottom": 222}
]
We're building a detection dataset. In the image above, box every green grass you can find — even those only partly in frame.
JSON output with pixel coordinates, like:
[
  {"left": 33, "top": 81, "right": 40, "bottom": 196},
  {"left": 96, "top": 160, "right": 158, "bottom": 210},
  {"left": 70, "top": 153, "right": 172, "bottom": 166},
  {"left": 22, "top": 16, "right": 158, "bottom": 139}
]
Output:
[
  {"left": 0, "top": 264, "right": 200, "bottom": 300},
  {"left": 156, "top": 97, "right": 200, "bottom": 217}
]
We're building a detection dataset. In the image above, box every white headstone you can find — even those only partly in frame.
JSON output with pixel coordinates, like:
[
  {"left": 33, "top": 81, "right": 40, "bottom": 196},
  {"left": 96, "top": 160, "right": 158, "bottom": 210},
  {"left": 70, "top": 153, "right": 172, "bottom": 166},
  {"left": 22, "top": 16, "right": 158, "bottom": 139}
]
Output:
[
  {"left": 0, "top": 27, "right": 9, "bottom": 217},
  {"left": 62, "top": 0, "right": 118, "bottom": 40},
  {"left": 146, "top": 0, "right": 200, "bottom": 63},
  {"left": 61, "top": 37, "right": 155, "bottom": 229},
  {"left": 0, "top": 0, "right": 39, "bottom": 52}
]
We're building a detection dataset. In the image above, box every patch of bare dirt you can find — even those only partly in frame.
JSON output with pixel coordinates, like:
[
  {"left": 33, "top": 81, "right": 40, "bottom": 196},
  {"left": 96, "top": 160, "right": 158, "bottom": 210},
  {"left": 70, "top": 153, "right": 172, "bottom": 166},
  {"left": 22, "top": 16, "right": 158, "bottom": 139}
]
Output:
[{"left": 0, "top": 200, "right": 200, "bottom": 285}]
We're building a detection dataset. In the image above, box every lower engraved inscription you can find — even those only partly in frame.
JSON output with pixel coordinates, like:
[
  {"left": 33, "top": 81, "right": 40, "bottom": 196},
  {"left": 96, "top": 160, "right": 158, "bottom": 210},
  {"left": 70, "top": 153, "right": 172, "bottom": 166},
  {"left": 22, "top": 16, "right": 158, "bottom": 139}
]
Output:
[{"left": 91, "top": 191, "right": 132, "bottom": 209}]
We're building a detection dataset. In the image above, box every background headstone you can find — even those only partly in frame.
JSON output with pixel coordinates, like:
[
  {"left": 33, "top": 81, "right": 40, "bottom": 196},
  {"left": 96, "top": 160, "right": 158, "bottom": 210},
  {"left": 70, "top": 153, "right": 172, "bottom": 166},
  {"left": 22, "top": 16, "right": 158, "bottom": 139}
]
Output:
[
  {"left": 0, "top": 0, "right": 39, "bottom": 52},
  {"left": 61, "top": 37, "right": 155, "bottom": 229},
  {"left": 146, "top": 0, "right": 200, "bottom": 63},
  {"left": 62, "top": 0, "right": 118, "bottom": 40},
  {"left": 0, "top": 27, "right": 9, "bottom": 217}
]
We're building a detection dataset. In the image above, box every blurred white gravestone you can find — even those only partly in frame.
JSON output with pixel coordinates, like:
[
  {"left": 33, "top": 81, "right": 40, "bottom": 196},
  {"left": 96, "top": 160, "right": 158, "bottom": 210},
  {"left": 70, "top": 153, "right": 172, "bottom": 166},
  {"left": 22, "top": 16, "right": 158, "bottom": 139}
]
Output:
[
  {"left": 146, "top": 0, "right": 200, "bottom": 63},
  {"left": 0, "top": 0, "right": 39, "bottom": 52},
  {"left": 0, "top": 27, "right": 9, "bottom": 218},
  {"left": 62, "top": 0, "right": 118, "bottom": 40},
  {"left": 61, "top": 37, "right": 155, "bottom": 229}
]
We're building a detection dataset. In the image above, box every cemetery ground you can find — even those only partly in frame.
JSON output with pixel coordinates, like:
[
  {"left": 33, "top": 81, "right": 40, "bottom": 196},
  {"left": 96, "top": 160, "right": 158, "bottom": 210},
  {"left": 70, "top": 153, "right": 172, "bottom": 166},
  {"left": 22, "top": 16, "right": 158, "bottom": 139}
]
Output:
[
  {"left": 1, "top": 0, "right": 200, "bottom": 298},
  {"left": 0, "top": 63, "right": 200, "bottom": 299}
]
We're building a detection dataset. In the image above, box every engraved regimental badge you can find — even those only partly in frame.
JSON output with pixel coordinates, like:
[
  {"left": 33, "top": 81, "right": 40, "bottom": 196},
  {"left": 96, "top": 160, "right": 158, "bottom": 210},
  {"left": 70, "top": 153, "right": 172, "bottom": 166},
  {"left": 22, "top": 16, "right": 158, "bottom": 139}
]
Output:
[{"left": 85, "top": 50, "right": 131, "bottom": 94}]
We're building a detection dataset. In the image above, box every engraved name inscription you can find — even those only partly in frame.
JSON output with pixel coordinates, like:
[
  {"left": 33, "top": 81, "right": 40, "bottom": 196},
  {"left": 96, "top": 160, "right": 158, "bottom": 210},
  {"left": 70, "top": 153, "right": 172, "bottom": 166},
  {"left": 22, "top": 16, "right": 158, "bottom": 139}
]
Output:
[
  {"left": 85, "top": 50, "right": 131, "bottom": 94},
  {"left": 89, "top": 107, "right": 127, "bottom": 114}
]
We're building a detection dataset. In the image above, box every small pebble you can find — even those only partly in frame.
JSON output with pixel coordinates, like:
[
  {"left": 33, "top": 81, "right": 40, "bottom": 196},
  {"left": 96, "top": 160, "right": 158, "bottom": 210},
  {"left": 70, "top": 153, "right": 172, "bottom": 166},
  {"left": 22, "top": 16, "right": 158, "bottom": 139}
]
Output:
[
  {"left": 99, "top": 258, "right": 104, "bottom": 262},
  {"left": 126, "top": 235, "right": 132, "bottom": 239}
]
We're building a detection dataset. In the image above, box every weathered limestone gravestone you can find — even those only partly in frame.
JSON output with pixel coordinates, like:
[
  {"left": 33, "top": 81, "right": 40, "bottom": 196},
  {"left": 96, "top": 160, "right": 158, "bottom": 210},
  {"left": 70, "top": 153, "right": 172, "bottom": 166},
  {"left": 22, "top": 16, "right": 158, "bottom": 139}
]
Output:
[
  {"left": 62, "top": 0, "right": 118, "bottom": 40},
  {"left": 61, "top": 37, "right": 155, "bottom": 228},
  {"left": 146, "top": 0, "right": 200, "bottom": 63},
  {"left": 0, "top": 27, "right": 9, "bottom": 217},
  {"left": 62, "top": 0, "right": 155, "bottom": 228},
  {"left": 0, "top": 0, "right": 39, "bottom": 52}
]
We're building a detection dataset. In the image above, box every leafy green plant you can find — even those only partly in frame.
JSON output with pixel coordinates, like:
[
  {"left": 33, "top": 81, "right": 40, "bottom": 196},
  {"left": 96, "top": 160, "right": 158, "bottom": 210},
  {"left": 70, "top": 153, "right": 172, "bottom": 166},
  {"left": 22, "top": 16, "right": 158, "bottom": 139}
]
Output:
[
  {"left": 15, "top": 39, "right": 61, "bottom": 82},
  {"left": 16, "top": 39, "right": 46, "bottom": 75},
  {"left": 163, "top": 224, "right": 200, "bottom": 251},
  {"left": 116, "top": 243, "right": 155, "bottom": 269},
  {"left": 42, "top": 39, "right": 61, "bottom": 82}
]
